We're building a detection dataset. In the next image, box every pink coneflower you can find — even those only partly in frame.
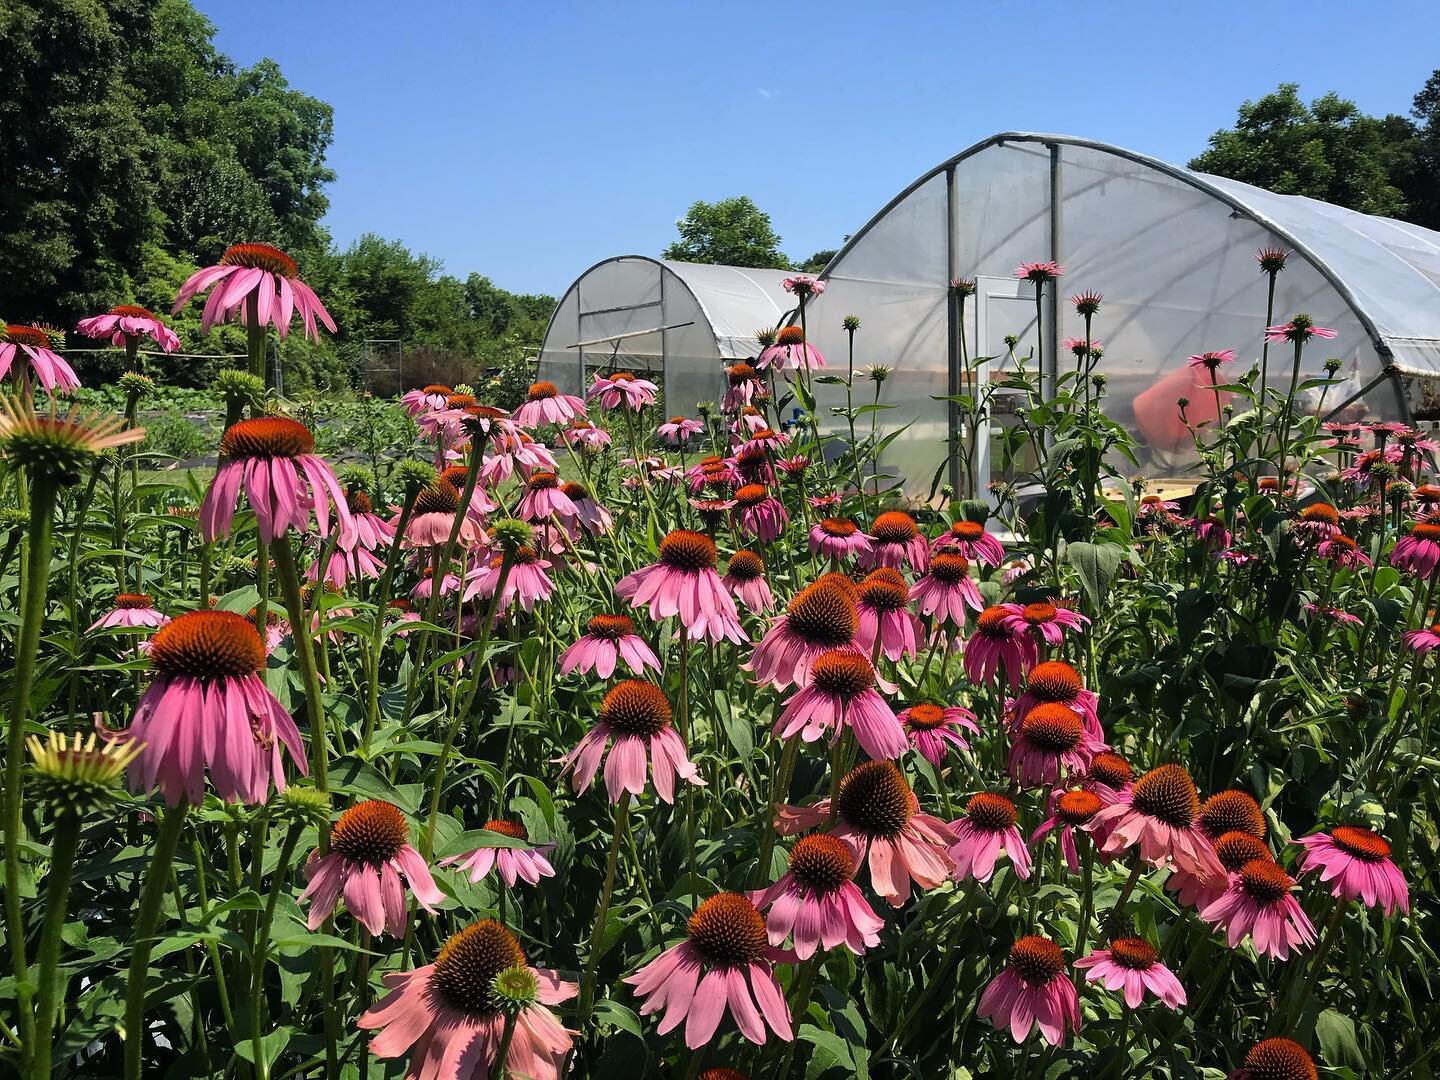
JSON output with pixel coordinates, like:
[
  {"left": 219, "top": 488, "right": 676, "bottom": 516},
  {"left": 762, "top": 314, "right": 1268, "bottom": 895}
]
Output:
[
  {"left": 809, "top": 517, "right": 873, "bottom": 562},
  {"left": 1303, "top": 604, "right": 1363, "bottom": 626},
  {"left": 1390, "top": 521, "right": 1440, "bottom": 577},
  {"left": 964, "top": 605, "right": 1036, "bottom": 689},
  {"left": 556, "top": 481, "right": 611, "bottom": 537},
  {"left": 733, "top": 442, "right": 775, "bottom": 485},
  {"left": 775, "top": 455, "right": 809, "bottom": 480},
  {"left": 556, "top": 680, "right": 703, "bottom": 803},
  {"left": 1001, "top": 557, "right": 1032, "bottom": 584},
  {"left": 978, "top": 935, "right": 1079, "bottom": 1046},
  {"left": 1172, "top": 831, "right": 1272, "bottom": 912},
  {"left": 909, "top": 553, "right": 983, "bottom": 627},
  {"left": 311, "top": 544, "right": 385, "bottom": 588},
  {"left": 1015, "top": 261, "right": 1064, "bottom": 285},
  {"left": 616, "top": 529, "right": 746, "bottom": 644},
  {"left": 440, "top": 819, "right": 557, "bottom": 889},
  {"left": 731, "top": 406, "right": 768, "bottom": 436},
  {"left": 739, "top": 427, "right": 790, "bottom": 458},
  {"left": 1189, "top": 516, "right": 1232, "bottom": 551},
  {"left": 0, "top": 325, "right": 81, "bottom": 392},
  {"left": 434, "top": 463, "right": 497, "bottom": 521},
  {"left": 562, "top": 419, "right": 611, "bottom": 449},
  {"left": 723, "top": 361, "right": 762, "bottom": 412},
  {"left": 746, "top": 575, "right": 859, "bottom": 690},
  {"left": 1031, "top": 788, "right": 1104, "bottom": 873},
  {"left": 859, "top": 511, "right": 929, "bottom": 572},
  {"left": 342, "top": 489, "right": 398, "bottom": 551},
  {"left": 1231, "top": 1038, "right": 1318, "bottom": 1080},
  {"left": 1074, "top": 938, "right": 1186, "bottom": 1010},
  {"left": 1015, "top": 599, "right": 1090, "bottom": 648},
  {"left": 757, "top": 325, "right": 825, "bottom": 372},
  {"left": 1186, "top": 349, "right": 1237, "bottom": 378},
  {"left": 1200, "top": 857, "right": 1316, "bottom": 959},
  {"left": 773, "top": 648, "right": 907, "bottom": 760},
  {"left": 808, "top": 492, "right": 841, "bottom": 511},
  {"left": 855, "top": 568, "right": 923, "bottom": 662},
  {"left": 558, "top": 613, "right": 661, "bottom": 678},
  {"left": 411, "top": 567, "right": 460, "bottom": 602},
  {"left": 732, "top": 483, "right": 789, "bottom": 543},
  {"left": 116, "top": 610, "right": 306, "bottom": 805},
  {"left": 588, "top": 370, "right": 657, "bottom": 410},
  {"left": 1255, "top": 247, "right": 1291, "bottom": 274},
  {"left": 686, "top": 454, "right": 739, "bottom": 494},
  {"left": 1063, "top": 336, "right": 1099, "bottom": 361},
  {"left": 514, "top": 380, "right": 586, "bottom": 428},
  {"left": 782, "top": 275, "right": 825, "bottom": 298},
  {"left": 898, "top": 703, "right": 979, "bottom": 767},
  {"left": 1402, "top": 621, "right": 1440, "bottom": 654},
  {"left": 200, "top": 418, "right": 355, "bottom": 546},
  {"left": 948, "top": 792, "right": 1032, "bottom": 883},
  {"left": 516, "top": 471, "right": 578, "bottom": 523},
  {"left": 359, "top": 920, "right": 575, "bottom": 1080},
  {"left": 1008, "top": 660, "right": 1101, "bottom": 740},
  {"left": 400, "top": 383, "right": 451, "bottom": 416},
  {"left": 466, "top": 547, "right": 553, "bottom": 612},
  {"left": 1316, "top": 534, "right": 1372, "bottom": 570},
  {"left": 931, "top": 519, "right": 1005, "bottom": 566},
  {"left": 1293, "top": 503, "right": 1342, "bottom": 543},
  {"left": 481, "top": 430, "right": 558, "bottom": 486},
  {"left": 300, "top": 801, "right": 444, "bottom": 936},
  {"left": 656, "top": 415, "right": 704, "bottom": 445},
  {"left": 76, "top": 304, "right": 179, "bottom": 353},
  {"left": 172, "top": 242, "right": 335, "bottom": 341},
  {"left": 775, "top": 761, "right": 955, "bottom": 906},
  {"left": 625, "top": 893, "right": 793, "bottom": 1049},
  {"left": 88, "top": 592, "right": 169, "bottom": 632},
  {"left": 1089, "top": 764, "right": 1224, "bottom": 884},
  {"left": 1264, "top": 316, "right": 1337, "bottom": 344},
  {"left": 722, "top": 550, "right": 775, "bottom": 614},
  {"left": 1008, "top": 702, "right": 1105, "bottom": 788},
  {"left": 1070, "top": 290, "right": 1103, "bottom": 315},
  {"left": 402, "top": 480, "right": 479, "bottom": 548},
  {"left": 1292, "top": 825, "right": 1408, "bottom": 916},
  {"left": 749, "top": 833, "right": 883, "bottom": 959},
  {"left": 1085, "top": 751, "right": 1134, "bottom": 803}
]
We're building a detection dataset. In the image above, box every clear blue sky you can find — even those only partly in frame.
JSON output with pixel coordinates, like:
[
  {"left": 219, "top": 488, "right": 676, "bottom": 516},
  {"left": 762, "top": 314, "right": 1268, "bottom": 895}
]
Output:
[{"left": 197, "top": 0, "right": 1440, "bottom": 298}]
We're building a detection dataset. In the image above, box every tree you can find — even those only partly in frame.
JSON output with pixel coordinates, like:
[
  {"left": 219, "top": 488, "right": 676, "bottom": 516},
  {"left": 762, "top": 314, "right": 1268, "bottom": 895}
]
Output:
[
  {"left": 662, "top": 196, "right": 789, "bottom": 269},
  {"left": 795, "top": 249, "right": 838, "bottom": 274},
  {"left": 1406, "top": 69, "right": 1440, "bottom": 229}
]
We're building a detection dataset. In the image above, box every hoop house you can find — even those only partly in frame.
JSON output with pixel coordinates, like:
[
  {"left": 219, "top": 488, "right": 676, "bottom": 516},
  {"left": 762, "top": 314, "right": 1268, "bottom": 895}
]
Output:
[
  {"left": 538, "top": 256, "right": 794, "bottom": 411},
  {"left": 797, "top": 132, "right": 1440, "bottom": 496}
]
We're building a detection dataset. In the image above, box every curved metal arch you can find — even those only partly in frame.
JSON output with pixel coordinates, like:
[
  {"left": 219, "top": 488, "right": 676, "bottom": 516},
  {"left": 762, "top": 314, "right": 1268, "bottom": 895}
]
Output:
[{"left": 815, "top": 131, "right": 1395, "bottom": 362}]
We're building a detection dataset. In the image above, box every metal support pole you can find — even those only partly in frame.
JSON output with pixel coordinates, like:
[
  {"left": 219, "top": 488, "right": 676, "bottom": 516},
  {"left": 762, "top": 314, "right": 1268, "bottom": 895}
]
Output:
[
  {"left": 1047, "top": 143, "right": 1063, "bottom": 401},
  {"left": 945, "top": 165, "right": 962, "bottom": 497}
]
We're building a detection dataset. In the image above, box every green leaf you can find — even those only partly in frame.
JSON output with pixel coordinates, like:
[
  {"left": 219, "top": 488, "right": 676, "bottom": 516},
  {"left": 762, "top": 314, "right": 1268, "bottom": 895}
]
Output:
[
  {"left": 232, "top": 1026, "right": 293, "bottom": 1069},
  {"left": 1316, "top": 1009, "right": 1364, "bottom": 1069},
  {"left": 592, "top": 998, "right": 644, "bottom": 1039},
  {"left": 1065, "top": 541, "right": 1123, "bottom": 609},
  {"left": 435, "top": 828, "right": 537, "bottom": 857}
]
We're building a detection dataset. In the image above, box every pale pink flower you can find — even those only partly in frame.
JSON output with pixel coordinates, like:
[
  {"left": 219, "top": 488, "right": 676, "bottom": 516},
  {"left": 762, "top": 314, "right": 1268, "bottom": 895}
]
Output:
[
  {"left": 964, "top": 605, "right": 1037, "bottom": 689},
  {"left": 400, "top": 384, "right": 452, "bottom": 416},
  {"left": 732, "top": 482, "right": 788, "bottom": 543},
  {"left": 1200, "top": 858, "right": 1317, "bottom": 960},
  {"left": 745, "top": 575, "right": 859, "bottom": 690},
  {"left": 898, "top": 703, "right": 979, "bottom": 767},
  {"left": 587, "top": 370, "right": 657, "bottom": 410},
  {"left": 1264, "top": 318, "right": 1337, "bottom": 344},
  {"left": 656, "top": 415, "right": 704, "bottom": 445},
  {"left": 781, "top": 275, "right": 825, "bottom": 297},
  {"left": 858, "top": 511, "right": 929, "bottom": 572},
  {"left": 562, "top": 419, "right": 612, "bottom": 449},
  {"left": 401, "top": 480, "right": 480, "bottom": 548},
  {"left": 75, "top": 304, "right": 179, "bottom": 353},
  {"left": 88, "top": 592, "right": 169, "bottom": 633},
  {"left": 855, "top": 568, "right": 923, "bottom": 662},
  {"left": 556, "top": 680, "right": 703, "bottom": 804},
  {"left": 723, "top": 362, "right": 762, "bottom": 412},
  {"left": 772, "top": 648, "right": 907, "bottom": 761},
  {"left": 948, "top": 792, "right": 1032, "bottom": 883},
  {"left": 514, "top": 380, "right": 586, "bottom": 428},
  {"left": 979, "top": 936, "right": 1080, "bottom": 1046},
  {"left": 516, "top": 471, "right": 577, "bottom": 523},
  {"left": 1030, "top": 789, "right": 1104, "bottom": 874},
  {"left": 722, "top": 550, "right": 775, "bottom": 614},
  {"left": 172, "top": 242, "right": 335, "bottom": 341},
  {"left": 909, "top": 553, "right": 983, "bottom": 627},
  {"left": 465, "top": 548, "right": 553, "bottom": 612},
  {"left": 1014, "top": 261, "right": 1064, "bottom": 284},
  {"left": 1390, "top": 522, "right": 1440, "bottom": 577},
  {"left": 1074, "top": 939, "right": 1186, "bottom": 1010},
  {"left": 557, "top": 481, "right": 613, "bottom": 537},
  {"left": 1292, "top": 826, "right": 1409, "bottom": 916},
  {"left": 440, "top": 820, "right": 557, "bottom": 889},
  {"left": 931, "top": 519, "right": 1005, "bottom": 566},
  {"left": 557, "top": 614, "right": 661, "bottom": 678},
  {"left": 0, "top": 325, "right": 80, "bottom": 392},
  {"left": 809, "top": 517, "right": 873, "bottom": 562},
  {"left": 749, "top": 834, "right": 883, "bottom": 959},
  {"left": 757, "top": 326, "right": 825, "bottom": 372},
  {"left": 1186, "top": 349, "right": 1236, "bottom": 376},
  {"left": 1087, "top": 764, "right": 1225, "bottom": 885},
  {"left": 615, "top": 529, "right": 746, "bottom": 645}
]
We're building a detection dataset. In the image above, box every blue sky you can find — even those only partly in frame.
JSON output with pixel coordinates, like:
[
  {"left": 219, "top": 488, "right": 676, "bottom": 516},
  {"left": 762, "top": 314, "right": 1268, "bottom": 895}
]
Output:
[{"left": 198, "top": 0, "right": 1440, "bottom": 298}]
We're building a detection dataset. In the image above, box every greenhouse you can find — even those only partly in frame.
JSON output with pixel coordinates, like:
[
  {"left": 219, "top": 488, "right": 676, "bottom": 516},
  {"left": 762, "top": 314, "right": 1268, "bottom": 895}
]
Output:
[{"left": 537, "top": 255, "right": 796, "bottom": 413}]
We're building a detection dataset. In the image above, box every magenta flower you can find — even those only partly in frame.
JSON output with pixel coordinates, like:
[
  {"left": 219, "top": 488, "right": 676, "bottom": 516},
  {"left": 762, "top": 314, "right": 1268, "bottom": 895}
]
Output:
[
  {"left": 114, "top": 611, "right": 306, "bottom": 806},
  {"left": 563, "top": 419, "right": 612, "bottom": 449},
  {"left": 931, "top": 519, "right": 1005, "bottom": 566},
  {"left": 1264, "top": 318, "right": 1337, "bottom": 344},
  {"left": 557, "top": 614, "right": 661, "bottom": 679},
  {"left": 1292, "top": 825, "right": 1409, "bottom": 916},
  {"left": 749, "top": 834, "right": 883, "bottom": 959},
  {"left": 616, "top": 529, "right": 746, "bottom": 645},
  {"left": 1390, "top": 522, "right": 1440, "bottom": 577},
  {"left": 1186, "top": 349, "right": 1236, "bottom": 377},
  {"left": 514, "top": 380, "right": 586, "bottom": 428},
  {"left": 1316, "top": 535, "right": 1372, "bottom": 570},
  {"left": 1402, "top": 622, "right": 1440, "bottom": 654},
  {"left": 948, "top": 792, "right": 1032, "bottom": 884},
  {"left": 173, "top": 243, "right": 335, "bottom": 341},
  {"left": 1014, "top": 261, "right": 1065, "bottom": 285},
  {"left": 587, "top": 370, "right": 657, "bottom": 410},
  {"left": 1089, "top": 764, "right": 1225, "bottom": 885},
  {"left": 465, "top": 548, "right": 554, "bottom": 613},
  {"left": 75, "top": 304, "right": 179, "bottom": 353},
  {"left": 745, "top": 575, "right": 859, "bottom": 690},
  {"left": 411, "top": 568, "right": 461, "bottom": 602},
  {"left": 440, "top": 819, "right": 557, "bottom": 889},
  {"left": 400, "top": 383, "right": 452, "bottom": 416},
  {"left": 199, "top": 417, "right": 355, "bottom": 547},
  {"left": 359, "top": 920, "right": 575, "bottom": 1080},
  {"left": 855, "top": 568, "right": 923, "bottom": 662},
  {"left": 1008, "top": 660, "right": 1101, "bottom": 741},
  {"left": 516, "top": 471, "right": 578, "bottom": 523},
  {"left": 964, "top": 605, "right": 1037, "bottom": 689},
  {"left": 909, "top": 553, "right": 983, "bottom": 627},
  {"left": 809, "top": 517, "right": 873, "bottom": 562},
  {"left": 557, "top": 481, "right": 613, "bottom": 537},
  {"left": 772, "top": 648, "right": 907, "bottom": 761},
  {"left": 656, "top": 415, "right": 704, "bottom": 445},
  {"left": 722, "top": 550, "right": 775, "bottom": 614},
  {"left": 300, "top": 801, "right": 444, "bottom": 937},
  {"left": 979, "top": 936, "right": 1080, "bottom": 1046},
  {"left": 88, "top": 592, "right": 169, "bottom": 633},
  {"left": 556, "top": 680, "right": 704, "bottom": 804},
  {"left": 1014, "top": 600, "right": 1090, "bottom": 647},
  {"left": 757, "top": 325, "right": 825, "bottom": 372},
  {"left": 1031, "top": 788, "right": 1104, "bottom": 874},
  {"left": 723, "top": 361, "right": 762, "bottom": 412},
  {"left": 1200, "top": 858, "right": 1317, "bottom": 960},
  {"left": 310, "top": 544, "right": 384, "bottom": 589},
  {"left": 0, "top": 325, "right": 81, "bottom": 393},
  {"left": 625, "top": 893, "right": 793, "bottom": 1049},
  {"left": 732, "top": 483, "right": 789, "bottom": 543},
  {"left": 1074, "top": 938, "right": 1186, "bottom": 1010},
  {"left": 1189, "top": 516, "right": 1232, "bottom": 551},
  {"left": 1007, "top": 702, "right": 1106, "bottom": 788},
  {"left": 858, "top": 511, "right": 929, "bottom": 572},
  {"left": 898, "top": 703, "right": 979, "bottom": 767}
]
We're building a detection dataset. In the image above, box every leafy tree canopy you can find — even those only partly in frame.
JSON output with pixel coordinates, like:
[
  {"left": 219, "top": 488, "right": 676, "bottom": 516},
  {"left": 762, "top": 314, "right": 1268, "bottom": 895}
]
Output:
[{"left": 662, "top": 196, "right": 791, "bottom": 269}]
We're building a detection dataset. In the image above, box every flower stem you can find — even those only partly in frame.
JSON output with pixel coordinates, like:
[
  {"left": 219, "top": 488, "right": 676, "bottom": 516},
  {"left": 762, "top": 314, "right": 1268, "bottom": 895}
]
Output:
[
  {"left": 577, "top": 797, "right": 630, "bottom": 1026},
  {"left": 247, "top": 823, "right": 303, "bottom": 1080},
  {"left": 271, "top": 539, "right": 328, "bottom": 791},
  {"left": 122, "top": 802, "right": 190, "bottom": 1080},
  {"left": 31, "top": 810, "right": 83, "bottom": 1076},
  {"left": 491, "top": 1011, "right": 519, "bottom": 1079}
]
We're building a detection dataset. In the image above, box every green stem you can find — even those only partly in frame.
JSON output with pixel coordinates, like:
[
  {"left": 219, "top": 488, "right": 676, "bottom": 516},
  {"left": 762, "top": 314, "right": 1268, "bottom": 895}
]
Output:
[
  {"left": 248, "top": 824, "right": 303, "bottom": 1080},
  {"left": 122, "top": 803, "right": 190, "bottom": 1080},
  {"left": 491, "top": 1012, "right": 519, "bottom": 1079},
  {"left": 577, "top": 798, "right": 630, "bottom": 1025},
  {"left": 31, "top": 811, "right": 83, "bottom": 1075},
  {"left": 271, "top": 540, "right": 328, "bottom": 791}
]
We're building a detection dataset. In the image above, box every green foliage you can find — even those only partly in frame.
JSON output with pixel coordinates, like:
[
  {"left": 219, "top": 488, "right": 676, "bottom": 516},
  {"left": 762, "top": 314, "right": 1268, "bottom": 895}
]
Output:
[{"left": 662, "top": 196, "right": 791, "bottom": 269}]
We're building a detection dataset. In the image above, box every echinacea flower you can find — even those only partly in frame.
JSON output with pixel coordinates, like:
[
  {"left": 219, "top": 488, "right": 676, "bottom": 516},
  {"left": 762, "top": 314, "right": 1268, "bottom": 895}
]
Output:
[
  {"left": 115, "top": 610, "right": 306, "bottom": 806},
  {"left": 1230, "top": 1037, "right": 1317, "bottom": 1080},
  {"left": 686, "top": 454, "right": 739, "bottom": 494},
  {"left": 359, "top": 919, "right": 575, "bottom": 1080},
  {"left": 557, "top": 614, "right": 661, "bottom": 678},
  {"left": 403, "top": 480, "right": 478, "bottom": 547},
  {"left": 775, "top": 761, "right": 955, "bottom": 907},
  {"left": 616, "top": 529, "right": 746, "bottom": 645},
  {"left": 1085, "top": 751, "right": 1134, "bottom": 802},
  {"left": 948, "top": 792, "right": 1032, "bottom": 883},
  {"left": 411, "top": 568, "right": 461, "bottom": 602},
  {"left": 854, "top": 567, "right": 923, "bottom": 662},
  {"left": 745, "top": 575, "right": 859, "bottom": 690},
  {"left": 931, "top": 519, "right": 1005, "bottom": 566},
  {"left": 300, "top": 800, "right": 444, "bottom": 936},
  {"left": 1390, "top": 521, "right": 1440, "bottom": 577},
  {"left": 1007, "top": 702, "right": 1105, "bottom": 788},
  {"left": 563, "top": 419, "right": 611, "bottom": 449},
  {"left": 772, "top": 648, "right": 907, "bottom": 761},
  {"left": 75, "top": 304, "right": 179, "bottom": 354},
  {"left": 909, "top": 553, "right": 983, "bottom": 627},
  {"left": 1031, "top": 788, "right": 1103, "bottom": 873},
  {"left": 1402, "top": 621, "right": 1440, "bottom": 654},
  {"left": 88, "top": 592, "right": 169, "bottom": 632},
  {"left": 588, "top": 371, "right": 657, "bottom": 410},
  {"left": 466, "top": 547, "right": 554, "bottom": 612},
  {"left": 558, "top": 481, "right": 613, "bottom": 537},
  {"left": 0, "top": 325, "right": 81, "bottom": 392},
  {"left": 1316, "top": 534, "right": 1371, "bottom": 570},
  {"left": 756, "top": 325, "right": 825, "bottom": 372},
  {"left": 516, "top": 471, "right": 578, "bottom": 523},
  {"left": 1186, "top": 349, "right": 1236, "bottom": 378},
  {"left": 1255, "top": 247, "right": 1291, "bottom": 275},
  {"left": 1199, "top": 857, "right": 1317, "bottom": 960},
  {"left": 1070, "top": 290, "right": 1102, "bottom": 315},
  {"left": 781, "top": 275, "right": 824, "bottom": 298},
  {"left": 732, "top": 483, "right": 788, "bottom": 543},
  {"left": 809, "top": 518, "right": 873, "bottom": 562},
  {"left": 1008, "top": 660, "right": 1101, "bottom": 740},
  {"left": 858, "top": 511, "right": 929, "bottom": 572},
  {"left": 200, "top": 417, "right": 356, "bottom": 547},
  {"left": 723, "top": 362, "right": 762, "bottom": 412},
  {"left": 27, "top": 729, "right": 144, "bottom": 816},
  {"left": 625, "top": 893, "right": 793, "bottom": 1049},
  {"left": 401, "top": 384, "right": 452, "bottom": 416},
  {"left": 1014, "top": 600, "right": 1090, "bottom": 647},
  {"left": 732, "top": 442, "right": 775, "bottom": 485},
  {"left": 514, "top": 380, "right": 586, "bottom": 428},
  {"left": 173, "top": 242, "right": 335, "bottom": 341},
  {"left": 1189, "top": 516, "right": 1232, "bottom": 551},
  {"left": 1074, "top": 938, "right": 1186, "bottom": 1010},
  {"left": 964, "top": 605, "right": 1037, "bottom": 689},
  {"left": 1292, "top": 825, "right": 1408, "bottom": 916},
  {"left": 556, "top": 680, "right": 703, "bottom": 803},
  {"left": 1293, "top": 503, "right": 1342, "bottom": 542},
  {"left": 749, "top": 833, "right": 883, "bottom": 959},
  {"left": 898, "top": 703, "right": 979, "bottom": 767},
  {"left": 656, "top": 415, "right": 703, "bottom": 445},
  {"left": 441, "top": 820, "right": 558, "bottom": 889},
  {"left": 1087, "top": 764, "right": 1224, "bottom": 885},
  {"left": 1014, "top": 261, "right": 1064, "bottom": 285},
  {"left": 1264, "top": 316, "right": 1337, "bottom": 344},
  {"left": 978, "top": 935, "right": 1079, "bottom": 1046},
  {"left": 722, "top": 551, "right": 775, "bottom": 614}
]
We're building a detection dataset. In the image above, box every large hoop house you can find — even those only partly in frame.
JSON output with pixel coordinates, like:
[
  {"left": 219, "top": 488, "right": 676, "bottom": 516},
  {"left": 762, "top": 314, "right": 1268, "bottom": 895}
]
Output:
[
  {"left": 800, "top": 132, "right": 1440, "bottom": 496},
  {"left": 537, "top": 256, "right": 794, "bottom": 412}
]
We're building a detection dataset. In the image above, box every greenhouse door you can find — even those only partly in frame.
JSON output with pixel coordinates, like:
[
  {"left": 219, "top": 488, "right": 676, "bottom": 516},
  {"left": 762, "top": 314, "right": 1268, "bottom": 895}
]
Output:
[{"left": 968, "top": 276, "right": 1043, "bottom": 506}]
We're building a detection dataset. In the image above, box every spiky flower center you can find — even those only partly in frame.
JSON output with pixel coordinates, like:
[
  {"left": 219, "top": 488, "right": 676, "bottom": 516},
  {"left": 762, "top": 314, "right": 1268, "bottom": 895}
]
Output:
[
  {"left": 871, "top": 511, "right": 918, "bottom": 543},
  {"left": 1056, "top": 789, "right": 1102, "bottom": 825},
  {"left": 1007, "top": 935, "right": 1064, "bottom": 985},
  {"left": 148, "top": 610, "right": 264, "bottom": 678},
  {"left": 787, "top": 833, "right": 855, "bottom": 894},
  {"left": 810, "top": 649, "right": 874, "bottom": 698},
  {"left": 965, "top": 792, "right": 1017, "bottom": 832},
  {"left": 735, "top": 444, "right": 768, "bottom": 468},
  {"left": 586, "top": 614, "right": 635, "bottom": 640},
  {"left": 527, "top": 381, "right": 558, "bottom": 401},
  {"left": 836, "top": 761, "right": 913, "bottom": 838},
  {"left": 686, "top": 893, "right": 768, "bottom": 967},
  {"left": 1088, "top": 752, "right": 1133, "bottom": 788},
  {"left": 114, "top": 593, "right": 154, "bottom": 609},
  {"left": 562, "top": 481, "right": 590, "bottom": 501},
  {"left": 785, "top": 580, "right": 859, "bottom": 646},
  {"left": 659, "top": 529, "right": 718, "bottom": 572},
  {"left": 726, "top": 551, "right": 764, "bottom": 581},
  {"left": 904, "top": 703, "right": 947, "bottom": 731},
  {"left": 348, "top": 490, "right": 373, "bottom": 515},
  {"left": 610, "top": 371, "right": 637, "bottom": 383},
  {"left": 599, "top": 680, "right": 671, "bottom": 738},
  {"left": 219, "top": 243, "right": 298, "bottom": 278},
  {"left": 219, "top": 417, "right": 314, "bottom": 459},
  {"left": 438, "top": 466, "right": 469, "bottom": 489},
  {"left": 928, "top": 553, "right": 970, "bottom": 584},
  {"left": 483, "top": 819, "right": 528, "bottom": 840},
  {"left": 950, "top": 520, "right": 985, "bottom": 541},
  {"left": 735, "top": 483, "right": 769, "bottom": 508},
  {"left": 527, "top": 471, "right": 559, "bottom": 492},
  {"left": 1020, "top": 703, "right": 1083, "bottom": 752},
  {"left": 1130, "top": 764, "right": 1199, "bottom": 828},
  {"left": 110, "top": 304, "right": 156, "bottom": 319},
  {"left": 1330, "top": 825, "right": 1390, "bottom": 862},
  {"left": 1300, "top": 504, "right": 1339, "bottom": 525},
  {"left": 431, "top": 920, "right": 527, "bottom": 1016},
  {"left": 1022, "top": 601, "right": 1058, "bottom": 625},
  {"left": 1198, "top": 791, "right": 1266, "bottom": 840},
  {"left": 820, "top": 517, "right": 858, "bottom": 538},
  {"left": 423, "top": 384, "right": 452, "bottom": 396},
  {"left": 1025, "top": 661, "right": 1083, "bottom": 702},
  {"left": 331, "top": 801, "right": 409, "bottom": 866},
  {"left": 1239, "top": 858, "right": 1293, "bottom": 903},
  {"left": 858, "top": 569, "right": 908, "bottom": 612},
  {"left": 1243, "top": 1037, "right": 1317, "bottom": 1080},
  {"left": 776, "top": 326, "right": 805, "bottom": 345},
  {"left": 700, "top": 1069, "right": 750, "bottom": 1080},
  {"left": 1215, "top": 831, "right": 1270, "bottom": 873},
  {"left": 413, "top": 481, "right": 460, "bottom": 516},
  {"left": 1108, "top": 937, "right": 1158, "bottom": 970},
  {"left": 975, "top": 606, "right": 1016, "bottom": 638},
  {"left": 727, "top": 363, "right": 756, "bottom": 383},
  {"left": 1410, "top": 522, "right": 1440, "bottom": 542}
]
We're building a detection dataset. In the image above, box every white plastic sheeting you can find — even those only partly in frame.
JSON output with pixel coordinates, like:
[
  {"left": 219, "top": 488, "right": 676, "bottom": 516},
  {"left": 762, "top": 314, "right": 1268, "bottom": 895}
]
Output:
[{"left": 537, "top": 257, "right": 794, "bottom": 411}]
